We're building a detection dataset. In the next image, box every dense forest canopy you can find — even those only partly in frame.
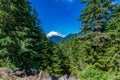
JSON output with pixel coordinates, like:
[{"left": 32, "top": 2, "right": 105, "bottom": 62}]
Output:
[{"left": 0, "top": 0, "right": 120, "bottom": 79}]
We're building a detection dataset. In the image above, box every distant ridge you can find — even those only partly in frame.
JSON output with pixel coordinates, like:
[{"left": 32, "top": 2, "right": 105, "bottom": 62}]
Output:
[{"left": 63, "top": 33, "right": 78, "bottom": 41}]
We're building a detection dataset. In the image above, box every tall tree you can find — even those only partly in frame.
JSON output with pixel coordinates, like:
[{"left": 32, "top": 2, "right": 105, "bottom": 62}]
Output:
[
  {"left": 9, "top": 0, "right": 39, "bottom": 69},
  {"left": 59, "top": 37, "right": 83, "bottom": 76},
  {"left": 0, "top": 0, "right": 49, "bottom": 70},
  {"left": 0, "top": 0, "right": 19, "bottom": 68},
  {"left": 106, "top": 4, "right": 120, "bottom": 31},
  {"left": 105, "top": 4, "right": 120, "bottom": 71},
  {"left": 43, "top": 41, "right": 63, "bottom": 76},
  {"left": 79, "top": 0, "right": 112, "bottom": 33}
]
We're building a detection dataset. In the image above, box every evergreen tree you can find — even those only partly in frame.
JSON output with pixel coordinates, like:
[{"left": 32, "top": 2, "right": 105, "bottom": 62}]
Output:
[
  {"left": 79, "top": 0, "right": 112, "bottom": 33},
  {"left": 9, "top": 0, "right": 40, "bottom": 69},
  {"left": 59, "top": 37, "right": 82, "bottom": 76},
  {"left": 0, "top": 0, "right": 19, "bottom": 68},
  {"left": 106, "top": 4, "right": 120, "bottom": 31},
  {"left": 105, "top": 4, "right": 120, "bottom": 71},
  {"left": 43, "top": 41, "right": 63, "bottom": 76},
  {"left": 0, "top": 0, "right": 48, "bottom": 70},
  {"left": 28, "top": 8, "right": 49, "bottom": 69},
  {"left": 78, "top": 32, "right": 112, "bottom": 71}
]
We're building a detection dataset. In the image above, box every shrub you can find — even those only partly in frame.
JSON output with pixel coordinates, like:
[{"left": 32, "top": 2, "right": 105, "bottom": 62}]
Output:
[{"left": 79, "top": 66, "right": 108, "bottom": 80}]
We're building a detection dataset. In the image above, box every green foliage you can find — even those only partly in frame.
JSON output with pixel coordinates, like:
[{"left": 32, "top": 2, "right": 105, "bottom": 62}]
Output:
[
  {"left": 106, "top": 4, "right": 120, "bottom": 32},
  {"left": 79, "top": 66, "right": 108, "bottom": 80},
  {"left": 0, "top": 0, "right": 49, "bottom": 70},
  {"left": 59, "top": 36, "right": 83, "bottom": 75},
  {"left": 107, "top": 71, "right": 120, "bottom": 80},
  {"left": 78, "top": 32, "right": 112, "bottom": 70},
  {"left": 79, "top": 0, "right": 112, "bottom": 33},
  {"left": 58, "top": 0, "right": 120, "bottom": 78},
  {"left": 0, "top": 0, "right": 120, "bottom": 79},
  {"left": 41, "top": 41, "right": 63, "bottom": 76},
  {"left": 0, "top": 0, "right": 18, "bottom": 69}
]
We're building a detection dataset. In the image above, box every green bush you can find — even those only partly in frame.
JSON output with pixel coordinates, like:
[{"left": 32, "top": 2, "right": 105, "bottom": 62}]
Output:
[
  {"left": 107, "top": 71, "right": 120, "bottom": 80},
  {"left": 79, "top": 66, "right": 108, "bottom": 80}
]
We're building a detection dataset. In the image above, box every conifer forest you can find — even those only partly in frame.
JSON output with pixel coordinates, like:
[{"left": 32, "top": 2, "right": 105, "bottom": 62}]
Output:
[{"left": 0, "top": 0, "right": 120, "bottom": 80}]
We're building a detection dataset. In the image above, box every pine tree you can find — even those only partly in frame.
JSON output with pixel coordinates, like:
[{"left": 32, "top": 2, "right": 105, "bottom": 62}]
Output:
[
  {"left": 0, "top": 0, "right": 49, "bottom": 70},
  {"left": 79, "top": 0, "right": 112, "bottom": 33},
  {"left": 106, "top": 4, "right": 120, "bottom": 31},
  {"left": 77, "top": 0, "right": 120, "bottom": 72},
  {"left": 40, "top": 41, "right": 63, "bottom": 76},
  {"left": 27, "top": 8, "right": 49, "bottom": 69},
  {"left": 59, "top": 37, "right": 83, "bottom": 75},
  {"left": 76, "top": 32, "right": 112, "bottom": 71},
  {"left": 0, "top": 0, "right": 19, "bottom": 68},
  {"left": 7, "top": 0, "right": 38, "bottom": 69},
  {"left": 105, "top": 4, "right": 120, "bottom": 71}
]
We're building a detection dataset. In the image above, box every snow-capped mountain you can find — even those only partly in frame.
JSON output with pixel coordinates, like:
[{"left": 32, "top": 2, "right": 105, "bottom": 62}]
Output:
[
  {"left": 47, "top": 31, "right": 65, "bottom": 38},
  {"left": 47, "top": 31, "right": 65, "bottom": 42},
  {"left": 47, "top": 31, "right": 80, "bottom": 43}
]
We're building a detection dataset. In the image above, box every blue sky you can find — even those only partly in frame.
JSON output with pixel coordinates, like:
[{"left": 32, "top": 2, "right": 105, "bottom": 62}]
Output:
[
  {"left": 29, "top": 0, "right": 84, "bottom": 35},
  {"left": 29, "top": 0, "right": 120, "bottom": 35}
]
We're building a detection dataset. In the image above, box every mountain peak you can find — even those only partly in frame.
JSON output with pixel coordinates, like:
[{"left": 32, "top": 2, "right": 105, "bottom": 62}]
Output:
[{"left": 47, "top": 31, "right": 65, "bottom": 38}]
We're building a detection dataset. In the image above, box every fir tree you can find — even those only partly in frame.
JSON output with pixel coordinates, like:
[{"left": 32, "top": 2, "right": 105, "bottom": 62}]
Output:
[
  {"left": 44, "top": 41, "right": 63, "bottom": 76},
  {"left": 79, "top": 0, "right": 112, "bottom": 33},
  {"left": 0, "top": 0, "right": 18, "bottom": 68},
  {"left": 105, "top": 4, "right": 120, "bottom": 71},
  {"left": 0, "top": 0, "right": 49, "bottom": 70}
]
